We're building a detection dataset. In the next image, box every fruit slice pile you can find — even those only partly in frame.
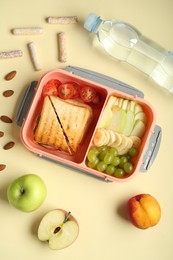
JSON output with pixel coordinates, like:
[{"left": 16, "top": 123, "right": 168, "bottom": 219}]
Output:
[
  {"left": 93, "top": 96, "right": 147, "bottom": 155},
  {"left": 93, "top": 128, "right": 141, "bottom": 155}
]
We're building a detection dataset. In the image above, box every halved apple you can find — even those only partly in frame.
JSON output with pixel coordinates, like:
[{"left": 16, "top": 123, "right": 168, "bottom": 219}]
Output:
[{"left": 38, "top": 209, "right": 79, "bottom": 250}]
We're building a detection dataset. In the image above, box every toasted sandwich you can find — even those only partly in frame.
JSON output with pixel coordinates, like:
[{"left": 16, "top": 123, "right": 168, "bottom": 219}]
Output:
[{"left": 34, "top": 95, "right": 93, "bottom": 154}]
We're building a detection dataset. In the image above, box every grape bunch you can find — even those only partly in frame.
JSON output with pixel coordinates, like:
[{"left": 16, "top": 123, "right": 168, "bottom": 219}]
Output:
[{"left": 86, "top": 145, "right": 138, "bottom": 178}]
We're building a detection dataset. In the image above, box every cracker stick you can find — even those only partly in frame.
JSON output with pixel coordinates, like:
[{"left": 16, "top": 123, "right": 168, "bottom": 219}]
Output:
[
  {"left": 58, "top": 32, "right": 67, "bottom": 63},
  {"left": 28, "top": 42, "right": 42, "bottom": 71},
  {"left": 12, "top": 27, "right": 44, "bottom": 35},
  {"left": 0, "top": 50, "right": 23, "bottom": 59},
  {"left": 47, "top": 16, "right": 78, "bottom": 24},
  {"left": 12, "top": 27, "right": 43, "bottom": 35}
]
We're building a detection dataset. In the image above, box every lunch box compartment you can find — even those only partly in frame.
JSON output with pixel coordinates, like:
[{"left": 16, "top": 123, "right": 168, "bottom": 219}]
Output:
[{"left": 17, "top": 66, "right": 161, "bottom": 182}]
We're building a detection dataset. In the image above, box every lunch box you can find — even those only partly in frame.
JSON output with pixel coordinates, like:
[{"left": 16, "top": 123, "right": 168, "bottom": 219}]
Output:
[{"left": 16, "top": 66, "right": 162, "bottom": 182}]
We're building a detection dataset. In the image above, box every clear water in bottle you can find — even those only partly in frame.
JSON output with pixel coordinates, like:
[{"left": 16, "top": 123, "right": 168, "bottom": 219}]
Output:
[{"left": 84, "top": 14, "right": 173, "bottom": 93}]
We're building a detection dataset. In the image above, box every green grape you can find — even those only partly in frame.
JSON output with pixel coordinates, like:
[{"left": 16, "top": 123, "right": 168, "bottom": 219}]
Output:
[
  {"left": 87, "top": 150, "right": 97, "bottom": 163},
  {"left": 112, "top": 156, "right": 120, "bottom": 166},
  {"left": 119, "top": 156, "right": 128, "bottom": 168},
  {"left": 89, "top": 147, "right": 99, "bottom": 156},
  {"left": 87, "top": 158, "right": 99, "bottom": 169},
  {"left": 105, "top": 165, "right": 115, "bottom": 175},
  {"left": 114, "top": 168, "right": 125, "bottom": 178},
  {"left": 128, "top": 147, "right": 138, "bottom": 157},
  {"left": 123, "top": 162, "right": 133, "bottom": 174},
  {"left": 109, "top": 147, "right": 118, "bottom": 156},
  {"left": 103, "top": 153, "right": 114, "bottom": 164},
  {"left": 99, "top": 150, "right": 108, "bottom": 161},
  {"left": 96, "top": 161, "right": 107, "bottom": 172},
  {"left": 98, "top": 145, "right": 107, "bottom": 153}
]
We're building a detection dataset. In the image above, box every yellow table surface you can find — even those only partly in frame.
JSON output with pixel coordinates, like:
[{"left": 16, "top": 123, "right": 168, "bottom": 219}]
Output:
[{"left": 1, "top": 0, "right": 173, "bottom": 259}]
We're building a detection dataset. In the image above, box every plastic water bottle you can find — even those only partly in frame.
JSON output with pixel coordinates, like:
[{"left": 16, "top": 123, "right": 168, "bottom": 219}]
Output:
[{"left": 84, "top": 13, "right": 173, "bottom": 93}]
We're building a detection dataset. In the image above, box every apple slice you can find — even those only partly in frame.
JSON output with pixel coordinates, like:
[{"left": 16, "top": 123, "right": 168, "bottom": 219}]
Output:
[
  {"left": 38, "top": 209, "right": 79, "bottom": 250},
  {"left": 117, "top": 98, "right": 123, "bottom": 107},
  {"left": 98, "top": 107, "right": 112, "bottom": 128},
  {"left": 121, "top": 99, "right": 129, "bottom": 111},
  {"left": 130, "top": 120, "right": 146, "bottom": 138},
  {"left": 135, "top": 112, "right": 147, "bottom": 124},
  {"left": 122, "top": 110, "right": 135, "bottom": 136},
  {"left": 107, "top": 106, "right": 127, "bottom": 133},
  {"left": 129, "top": 100, "right": 137, "bottom": 113},
  {"left": 107, "top": 96, "right": 118, "bottom": 108},
  {"left": 134, "top": 103, "right": 143, "bottom": 114}
]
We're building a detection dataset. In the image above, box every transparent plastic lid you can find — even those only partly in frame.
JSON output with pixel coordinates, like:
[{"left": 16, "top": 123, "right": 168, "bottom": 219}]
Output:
[{"left": 84, "top": 13, "right": 100, "bottom": 32}]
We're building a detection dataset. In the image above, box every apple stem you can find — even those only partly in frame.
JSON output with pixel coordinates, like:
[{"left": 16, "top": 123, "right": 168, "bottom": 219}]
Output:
[{"left": 64, "top": 211, "right": 71, "bottom": 223}]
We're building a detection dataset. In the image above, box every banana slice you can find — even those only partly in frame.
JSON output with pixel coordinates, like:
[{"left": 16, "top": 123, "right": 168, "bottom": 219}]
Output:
[
  {"left": 107, "top": 129, "right": 116, "bottom": 146},
  {"left": 101, "top": 128, "right": 110, "bottom": 145},
  {"left": 130, "top": 135, "right": 141, "bottom": 148},
  {"left": 111, "top": 132, "right": 122, "bottom": 147},
  {"left": 93, "top": 129, "right": 107, "bottom": 147},
  {"left": 118, "top": 137, "right": 133, "bottom": 155},
  {"left": 115, "top": 135, "right": 129, "bottom": 153}
]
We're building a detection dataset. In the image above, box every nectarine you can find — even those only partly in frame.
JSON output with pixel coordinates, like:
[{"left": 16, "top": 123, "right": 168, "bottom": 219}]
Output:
[{"left": 128, "top": 194, "right": 161, "bottom": 229}]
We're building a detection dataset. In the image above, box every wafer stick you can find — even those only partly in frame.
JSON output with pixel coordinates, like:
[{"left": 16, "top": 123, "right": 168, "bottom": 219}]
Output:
[
  {"left": 58, "top": 32, "right": 67, "bottom": 63},
  {"left": 12, "top": 27, "right": 44, "bottom": 35},
  {"left": 47, "top": 16, "right": 78, "bottom": 24},
  {"left": 28, "top": 42, "right": 42, "bottom": 71},
  {"left": 0, "top": 50, "right": 23, "bottom": 59}
]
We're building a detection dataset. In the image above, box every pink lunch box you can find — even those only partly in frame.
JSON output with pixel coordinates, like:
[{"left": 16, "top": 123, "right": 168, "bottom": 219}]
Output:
[{"left": 16, "top": 66, "right": 162, "bottom": 182}]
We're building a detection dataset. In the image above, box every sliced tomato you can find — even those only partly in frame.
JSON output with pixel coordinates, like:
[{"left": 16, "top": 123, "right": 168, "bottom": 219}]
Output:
[
  {"left": 42, "top": 79, "right": 61, "bottom": 97},
  {"left": 79, "top": 86, "right": 96, "bottom": 103},
  {"left": 91, "top": 93, "right": 103, "bottom": 106},
  {"left": 58, "top": 83, "right": 75, "bottom": 99},
  {"left": 69, "top": 82, "right": 80, "bottom": 99}
]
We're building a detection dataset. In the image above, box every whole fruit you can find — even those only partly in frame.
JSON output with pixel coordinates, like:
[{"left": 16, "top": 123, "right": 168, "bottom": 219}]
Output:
[
  {"left": 7, "top": 174, "right": 47, "bottom": 212},
  {"left": 127, "top": 194, "right": 161, "bottom": 229}
]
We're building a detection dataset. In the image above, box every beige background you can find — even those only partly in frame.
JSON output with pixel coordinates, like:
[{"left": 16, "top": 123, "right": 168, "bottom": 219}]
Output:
[{"left": 1, "top": 0, "right": 173, "bottom": 259}]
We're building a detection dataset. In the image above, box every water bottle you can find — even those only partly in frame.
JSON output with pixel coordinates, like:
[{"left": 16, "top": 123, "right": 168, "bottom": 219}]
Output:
[{"left": 84, "top": 13, "right": 173, "bottom": 93}]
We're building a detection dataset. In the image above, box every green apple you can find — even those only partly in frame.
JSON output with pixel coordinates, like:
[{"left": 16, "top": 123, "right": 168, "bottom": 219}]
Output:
[
  {"left": 7, "top": 174, "right": 47, "bottom": 212},
  {"left": 38, "top": 209, "right": 79, "bottom": 250},
  {"left": 135, "top": 111, "right": 147, "bottom": 124},
  {"left": 131, "top": 119, "right": 146, "bottom": 138},
  {"left": 108, "top": 106, "right": 127, "bottom": 133},
  {"left": 134, "top": 103, "right": 143, "bottom": 114},
  {"left": 98, "top": 107, "right": 112, "bottom": 128},
  {"left": 122, "top": 110, "right": 135, "bottom": 136},
  {"left": 106, "top": 96, "right": 118, "bottom": 108}
]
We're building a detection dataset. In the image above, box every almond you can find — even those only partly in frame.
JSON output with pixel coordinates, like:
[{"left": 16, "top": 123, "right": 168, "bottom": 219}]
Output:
[
  {"left": 5, "top": 70, "right": 17, "bottom": 80},
  {"left": 0, "top": 164, "right": 6, "bottom": 171},
  {"left": 0, "top": 115, "right": 13, "bottom": 123},
  {"left": 3, "top": 90, "right": 14, "bottom": 97},
  {"left": 0, "top": 131, "right": 4, "bottom": 137},
  {"left": 3, "top": 141, "right": 15, "bottom": 150}
]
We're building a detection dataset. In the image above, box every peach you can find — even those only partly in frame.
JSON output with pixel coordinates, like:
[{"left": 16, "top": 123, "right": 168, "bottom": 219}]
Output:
[{"left": 128, "top": 194, "right": 161, "bottom": 229}]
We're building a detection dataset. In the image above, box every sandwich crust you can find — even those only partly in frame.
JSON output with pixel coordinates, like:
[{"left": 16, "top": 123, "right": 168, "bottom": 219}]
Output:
[{"left": 34, "top": 96, "right": 72, "bottom": 154}]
